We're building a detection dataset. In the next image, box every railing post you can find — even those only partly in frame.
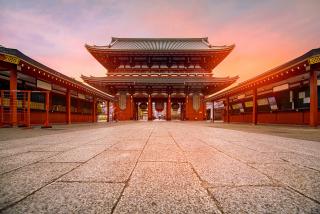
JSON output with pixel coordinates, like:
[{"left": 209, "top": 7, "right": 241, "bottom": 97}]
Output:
[
  {"left": 107, "top": 100, "right": 110, "bottom": 122},
  {"left": 92, "top": 97, "right": 96, "bottom": 123},
  {"left": 10, "top": 69, "right": 17, "bottom": 126},
  {"left": 66, "top": 90, "right": 71, "bottom": 124},
  {"left": 252, "top": 88, "right": 258, "bottom": 125},
  {"left": 42, "top": 91, "right": 51, "bottom": 128},
  {"left": 27, "top": 91, "right": 31, "bottom": 128},
  {"left": 226, "top": 97, "right": 230, "bottom": 123},
  {"left": 167, "top": 94, "right": 171, "bottom": 121},
  {"left": 148, "top": 94, "right": 152, "bottom": 121},
  {"left": 0, "top": 91, "right": 3, "bottom": 126},
  {"left": 212, "top": 101, "right": 215, "bottom": 123}
]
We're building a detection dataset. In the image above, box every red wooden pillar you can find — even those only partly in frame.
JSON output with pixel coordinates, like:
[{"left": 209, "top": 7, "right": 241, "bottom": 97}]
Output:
[
  {"left": 185, "top": 94, "right": 188, "bottom": 120},
  {"left": 310, "top": 70, "right": 318, "bottom": 127},
  {"left": 66, "top": 90, "right": 71, "bottom": 124},
  {"left": 131, "top": 95, "right": 134, "bottom": 120},
  {"left": 10, "top": 69, "right": 17, "bottom": 126},
  {"left": 107, "top": 101, "right": 110, "bottom": 122},
  {"left": 212, "top": 101, "right": 215, "bottom": 122},
  {"left": 92, "top": 97, "right": 96, "bottom": 123},
  {"left": 252, "top": 88, "right": 258, "bottom": 125},
  {"left": 202, "top": 97, "right": 206, "bottom": 120},
  {"left": 27, "top": 91, "right": 31, "bottom": 128},
  {"left": 148, "top": 94, "right": 152, "bottom": 121},
  {"left": 167, "top": 94, "right": 171, "bottom": 121},
  {"left": 0, "top": 91, "right": 3, "bottom": 126},
  {"left": 42, "top": 91, "right": 51, "bottom": 128},
  {"left": 226, "top": 97, "right": 230, "bottom": 123}
]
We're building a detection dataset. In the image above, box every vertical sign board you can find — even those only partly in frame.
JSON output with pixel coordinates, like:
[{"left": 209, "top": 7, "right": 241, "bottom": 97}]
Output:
[{"left": 192, "top": 94, "right": 200, "bottom": 111}]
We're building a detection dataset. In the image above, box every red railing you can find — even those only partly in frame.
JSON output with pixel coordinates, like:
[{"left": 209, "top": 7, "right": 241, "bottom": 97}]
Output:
[{"left": 0, "top": 90, "right": 50, "bottom": 128}]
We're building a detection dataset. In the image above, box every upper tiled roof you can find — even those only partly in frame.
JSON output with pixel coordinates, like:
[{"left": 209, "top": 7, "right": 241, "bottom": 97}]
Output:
[{"left": 86, "top": 37, "right": 234, "bottom": 51}]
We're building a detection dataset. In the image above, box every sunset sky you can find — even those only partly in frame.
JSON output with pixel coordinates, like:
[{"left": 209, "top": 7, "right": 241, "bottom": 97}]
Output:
[{"left": 1, "top": 0, "right": 319, "bottom": 85}]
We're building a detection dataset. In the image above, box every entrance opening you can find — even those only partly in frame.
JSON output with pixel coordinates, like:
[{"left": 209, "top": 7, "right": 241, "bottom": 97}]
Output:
[
  {"left": 137, "top": 102, "right": 148, "bottom": 121},
  {"left": 153, "top": 101, "right": 166, "bottom": 121},
  {"left": 171, "top": 102, "right": 182, "bottom": 120}
]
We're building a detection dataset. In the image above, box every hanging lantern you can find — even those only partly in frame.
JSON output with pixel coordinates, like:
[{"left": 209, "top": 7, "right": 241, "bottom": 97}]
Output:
[
  {"left": 139, "top": 102, "right": 147, "bottom": 110},
  {"left": 171, "top": 102, "right": 179, "bottom": 110},
  {"left": 155, "top": 101, "right": 164, "bottom": 112}
]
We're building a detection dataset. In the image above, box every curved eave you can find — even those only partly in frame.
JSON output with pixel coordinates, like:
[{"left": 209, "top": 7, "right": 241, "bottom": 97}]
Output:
[
  {"left": 81, "top": 75, "right": 238, "bottom": 85},
  {"left": 0, "top": 46, "right": 115, "bottom": 101},
  {"left": 85, "top": 43, "right": 235, "bottom": 53},
  {"left": 205, "top": 48, "right": 320, "bottom": 102}
]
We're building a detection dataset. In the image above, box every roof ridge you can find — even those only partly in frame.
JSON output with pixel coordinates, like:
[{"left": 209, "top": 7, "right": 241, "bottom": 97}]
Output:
[{"left": 111, "top": 37, "right": 208, "bottom": 41}]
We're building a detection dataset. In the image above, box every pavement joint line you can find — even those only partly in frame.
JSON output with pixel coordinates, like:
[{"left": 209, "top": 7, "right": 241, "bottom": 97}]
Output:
[
  {"left": 196, "top": 137, "right": 283, "bottom": 186},
  {"left": 285, "top": 185, "right": 320, "bottom": 205},
  {"left": 55, "top": 180, "right": 126, "bottom": 184},
  {"left": 139, "top": 160, "right": 188, "bottom": 163},
  {"left": 0, "top": 135, "right": 123, "bottom": 212},
  {"left": 279, "top": 158, "right": 320, "bottom": 173},
  {"left": 40, "top": 161, "right": 86, "bottom": 164},
  {"left": 221, "top": 139, "right": 259, "bottom": 152},
  {"left": 110, "top": 125, "right": 155, "bottom": 214},
  {"left": 0, "top": 122, "right": 129, "bottom": 142},
  {"left": 0, "top": 134, "right": 111, "bottom": 177},
  {"left": 199, "top": 136, "right": 320, "bottom": 205},
  {"left": 168, "top": 129, "right": 225, "bottom": 214},
  {"left": 0, "top": 151, "right": 61, "bottom": 176},
  {"left": 205, "top": 184, "right": 283, "bottom": 189},
  {"left": 0, "top": 151, "right": 36, "bottom": 159}
]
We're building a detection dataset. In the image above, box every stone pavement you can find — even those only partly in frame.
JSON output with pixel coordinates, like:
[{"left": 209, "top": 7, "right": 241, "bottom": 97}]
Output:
[{"left": 0, "top": 122, "right": 319, "bottom": 213}]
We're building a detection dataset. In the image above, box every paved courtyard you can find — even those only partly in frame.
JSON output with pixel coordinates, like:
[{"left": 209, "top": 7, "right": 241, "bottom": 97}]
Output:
[{"left": 0, "top": 122, "right": 319, "bottom": 213}]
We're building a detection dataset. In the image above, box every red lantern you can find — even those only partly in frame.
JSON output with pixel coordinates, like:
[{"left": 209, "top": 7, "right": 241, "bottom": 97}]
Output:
[
  {"left": 139, "top": 102, "right": 147, "bottom": 110},
  {"left": 155, "top": 101, "right": 164, "bottom": 112},
  {"left": 171, "top": 102, "right": 179, "bottom": 110}
]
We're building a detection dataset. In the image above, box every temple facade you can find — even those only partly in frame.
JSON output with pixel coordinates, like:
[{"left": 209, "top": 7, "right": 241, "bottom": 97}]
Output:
[{"left": 82, "top": 37, "right": 237, "bottom": 121}]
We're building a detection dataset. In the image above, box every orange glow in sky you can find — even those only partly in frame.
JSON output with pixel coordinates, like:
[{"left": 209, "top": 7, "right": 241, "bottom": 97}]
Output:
[{"left": 1, "top": 0, "right": 319, "bottom": 85}]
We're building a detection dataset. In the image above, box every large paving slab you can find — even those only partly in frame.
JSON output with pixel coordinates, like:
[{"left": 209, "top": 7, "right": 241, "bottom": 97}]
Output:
[
  {"left": 185, "top": 149, "right": 273, "bottom": 187},
  {"left": 0, "top": 162, "right": 79, "bottom": 210},
  {"left": 4, "top": 182, "right": 124, "bottom": 214},
  {"left": 42, "top": 145, "right": 107, "bottom": 163},
  {"left": 0, "top": 151, "right": 58, "bottom": 174},
  {"left": 0, "top": 121, "right": 319, "bottom": 213},
  {"left": 209, "top": 186, "right": 320, "bottom": 213},
  {"left": 59, "top": 150, "right": 140, "bottom": 182},
  {"left": 251, "top": 162, "right": 320, "bottom": 202},
  {"left": 114, "top": 162, "right": 221, "bottom": 214}
]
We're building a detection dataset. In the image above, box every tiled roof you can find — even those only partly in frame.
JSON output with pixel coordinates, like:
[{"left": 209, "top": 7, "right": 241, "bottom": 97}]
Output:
[
  {"left": 86, "top": 37, "right": 234, "bottom": 51},
  {"left": 205, "top": 47, "right": 320, "bottom": 101},
  {"left": 81, "top": 74, "right": 238, "bottom": 85},
  {"left": 0, "top": 46, "right": 115, "bottom": 100}
]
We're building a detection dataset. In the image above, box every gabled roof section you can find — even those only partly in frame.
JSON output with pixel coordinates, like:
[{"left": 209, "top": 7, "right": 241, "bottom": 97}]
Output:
[
  {"left": 0, "top": 46, "right": 115, "bottom": 101},
  {"left": 86, "top": 37, "right": 234, "bottom": 51},
  {"left": 205, "top": 47, "right": 320, "bottom": 101}
]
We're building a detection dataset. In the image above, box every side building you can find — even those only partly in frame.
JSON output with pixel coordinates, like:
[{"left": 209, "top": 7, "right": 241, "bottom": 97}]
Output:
[
  {"left": 205, "top": 48, "right": 320, "bottom": 127},
  {"left": 0, "top": 46, "right": 115, "bottom": 127}
]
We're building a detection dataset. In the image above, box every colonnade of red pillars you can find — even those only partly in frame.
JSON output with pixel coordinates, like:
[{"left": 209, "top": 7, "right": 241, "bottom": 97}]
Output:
[
  {"left": 212, "top": 70, "right": 318, "bottom": 127},
  {"left": 6, "top": 68, "right": 111, "bottom": 127}
]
